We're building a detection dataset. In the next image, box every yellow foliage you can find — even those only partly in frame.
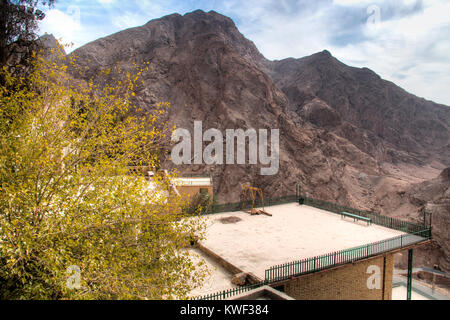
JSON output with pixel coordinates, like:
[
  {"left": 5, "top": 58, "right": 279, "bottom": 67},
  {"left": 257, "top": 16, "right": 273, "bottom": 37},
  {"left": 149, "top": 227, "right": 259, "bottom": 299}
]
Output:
[{"left": 0, "top": 51, "right": 208, "bottom": 299}]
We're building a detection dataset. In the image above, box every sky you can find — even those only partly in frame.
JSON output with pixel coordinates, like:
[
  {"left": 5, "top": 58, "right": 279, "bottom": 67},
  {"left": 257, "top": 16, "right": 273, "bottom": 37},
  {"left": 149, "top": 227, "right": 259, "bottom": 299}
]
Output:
[{"left": 38, "top": 0, "right": 450, "bottom": 106}]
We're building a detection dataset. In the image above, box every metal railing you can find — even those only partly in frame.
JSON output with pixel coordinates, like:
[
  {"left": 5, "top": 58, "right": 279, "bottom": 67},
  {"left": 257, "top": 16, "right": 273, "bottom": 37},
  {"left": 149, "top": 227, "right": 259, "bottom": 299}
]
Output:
[
  {"left": 300, "top": 195, "right": 428, "bottom": 234},
  {"left": 205, "top": 195, "right": 298, "bottom": 215},
  {"left": 191, "top": 282, "right": 266, "bottom": 300},
  {"left": 264, "top": 229, "right": 431, "bottom": 283}
]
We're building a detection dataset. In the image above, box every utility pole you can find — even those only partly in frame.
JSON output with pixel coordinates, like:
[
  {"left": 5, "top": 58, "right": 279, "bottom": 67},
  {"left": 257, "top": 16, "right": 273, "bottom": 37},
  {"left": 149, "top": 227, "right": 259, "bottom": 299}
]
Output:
[{"left": 407, "top": 249, "right": 413, "bottom": 300}]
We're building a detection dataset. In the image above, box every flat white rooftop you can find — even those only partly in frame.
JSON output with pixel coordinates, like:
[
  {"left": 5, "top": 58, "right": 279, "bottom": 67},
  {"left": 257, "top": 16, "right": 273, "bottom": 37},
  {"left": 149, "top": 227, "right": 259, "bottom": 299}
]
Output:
[{"left": 200, "top": 203, "right": 406, "bottom": 279}]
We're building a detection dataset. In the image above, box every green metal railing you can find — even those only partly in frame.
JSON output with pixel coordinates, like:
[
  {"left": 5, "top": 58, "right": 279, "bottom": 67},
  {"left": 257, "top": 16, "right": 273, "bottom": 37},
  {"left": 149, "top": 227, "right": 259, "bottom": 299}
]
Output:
[
  {"left": 204, "top": 195, "right": 298, "bottom": 215},
  {"left": 264, "top": 229, "right": 431, "bottom": 283},
  {"left": 192, "top": 282, "right": 267, "bottom": 300},
  {"left": 300, "top": 195, "right": 427, "bottom": 234}
]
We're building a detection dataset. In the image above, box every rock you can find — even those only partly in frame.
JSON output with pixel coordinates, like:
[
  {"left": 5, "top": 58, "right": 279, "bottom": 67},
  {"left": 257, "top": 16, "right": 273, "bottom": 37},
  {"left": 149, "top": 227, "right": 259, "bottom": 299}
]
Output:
[
  {"left": 231, "top": 273, "right": 247, "bottom": 286},
  {"left": 440, "top": 167, "right": 450, "bottom": 181},
  {"left": 300, "top": 98, "right": 342, "bottom": 128}
]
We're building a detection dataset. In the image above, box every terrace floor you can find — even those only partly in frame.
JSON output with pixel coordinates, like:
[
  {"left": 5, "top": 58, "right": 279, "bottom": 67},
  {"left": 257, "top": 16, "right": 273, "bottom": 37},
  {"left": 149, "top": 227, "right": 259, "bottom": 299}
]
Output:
[
  {"left": 187, "top": 248, "right": 237, "bottom": 297},
  {"left": 199, "top": 203, "right": 407, "bottom": 279}
]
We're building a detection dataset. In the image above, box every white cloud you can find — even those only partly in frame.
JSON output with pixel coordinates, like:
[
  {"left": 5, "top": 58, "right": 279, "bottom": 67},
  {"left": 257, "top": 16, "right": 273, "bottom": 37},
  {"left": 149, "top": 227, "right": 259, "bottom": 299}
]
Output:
[
  {"left": 111, "top": 1, "right": 173, "bottom": 30},
  {"left": 224, "top": 0, "right": 331, "bottom": 59},
  {"left": 333, "top": 0, "right": 375, "bottom": 5},
  {"left": 113, "top": 11, "right": 149, "bottom": 30},
  {"left": 39, "top": 8, "right": 82, "bottom": 47},
  {"left": 333, "top": 0, "right": 416, "bottom": 6},
  {"left": 331, "top": 0, "right": 450, "bottom": 105}
]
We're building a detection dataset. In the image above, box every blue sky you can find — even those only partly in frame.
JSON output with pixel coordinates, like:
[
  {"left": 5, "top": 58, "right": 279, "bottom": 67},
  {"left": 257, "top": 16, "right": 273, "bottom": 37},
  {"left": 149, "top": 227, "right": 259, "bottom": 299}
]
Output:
[{"left": 38, "top": 0, "right": 450, "bottom": 106}]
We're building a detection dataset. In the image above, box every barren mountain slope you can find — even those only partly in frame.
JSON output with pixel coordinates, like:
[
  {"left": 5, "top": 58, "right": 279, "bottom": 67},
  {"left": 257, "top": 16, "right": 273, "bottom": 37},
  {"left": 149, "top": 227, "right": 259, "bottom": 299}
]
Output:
[
  {"left": 267, "top": 51, "right": 450, "bottom": 167},
  {"left": 70, "top": 10, "right": 385, "bottom": 204}
]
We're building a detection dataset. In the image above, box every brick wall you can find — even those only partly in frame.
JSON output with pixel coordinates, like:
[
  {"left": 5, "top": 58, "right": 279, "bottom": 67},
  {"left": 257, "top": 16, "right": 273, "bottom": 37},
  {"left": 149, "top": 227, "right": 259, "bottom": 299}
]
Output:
[{"left": 283, "top": 254, "right": 394, "bottom": 300}]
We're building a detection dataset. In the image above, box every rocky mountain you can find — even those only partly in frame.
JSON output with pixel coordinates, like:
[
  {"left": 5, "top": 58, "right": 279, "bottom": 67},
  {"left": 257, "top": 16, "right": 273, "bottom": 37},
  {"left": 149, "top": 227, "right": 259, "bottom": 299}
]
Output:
[
  {"left": 67, "top": 10, "right": 449, "bottom": 273},
  {"left": 37, "top": 34, "right": 66, "bottom": 60},
  {"left": 38, "top": 34, "right": 63, "bottom": 52},
  {"left": 266, "top": 51, "right": 450, "bottom": 166}
]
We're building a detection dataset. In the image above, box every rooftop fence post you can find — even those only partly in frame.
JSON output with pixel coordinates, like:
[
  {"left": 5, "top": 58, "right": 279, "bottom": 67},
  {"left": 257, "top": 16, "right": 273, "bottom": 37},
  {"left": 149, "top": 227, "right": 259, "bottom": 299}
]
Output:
[{"left": 429, "top": 213, "right": 433, "bottom": 239}]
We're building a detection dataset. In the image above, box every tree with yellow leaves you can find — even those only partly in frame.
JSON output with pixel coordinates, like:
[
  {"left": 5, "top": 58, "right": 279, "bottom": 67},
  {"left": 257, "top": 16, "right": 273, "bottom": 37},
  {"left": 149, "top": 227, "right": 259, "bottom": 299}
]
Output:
[{"left": 0, "top": 49, "right": 208, "bottom": 299}]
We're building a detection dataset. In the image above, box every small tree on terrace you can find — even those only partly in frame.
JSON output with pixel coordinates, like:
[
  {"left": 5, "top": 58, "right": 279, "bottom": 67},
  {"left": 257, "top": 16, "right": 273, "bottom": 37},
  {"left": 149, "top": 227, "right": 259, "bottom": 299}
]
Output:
[{"left": 0, "top": 51, "right": 208, "bottom": 299}]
